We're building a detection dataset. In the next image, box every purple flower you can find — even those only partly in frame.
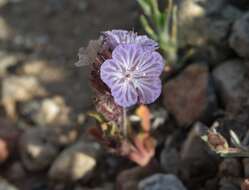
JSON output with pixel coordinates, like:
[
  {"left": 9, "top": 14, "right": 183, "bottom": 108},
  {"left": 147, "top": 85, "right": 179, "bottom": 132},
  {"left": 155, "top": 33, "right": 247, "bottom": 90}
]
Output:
[
  {"left": 100, "top": 44, "right": 164, "bottom": 108},
  {"left": 102, "top": 30, "right": 158, "bottom": 51}
]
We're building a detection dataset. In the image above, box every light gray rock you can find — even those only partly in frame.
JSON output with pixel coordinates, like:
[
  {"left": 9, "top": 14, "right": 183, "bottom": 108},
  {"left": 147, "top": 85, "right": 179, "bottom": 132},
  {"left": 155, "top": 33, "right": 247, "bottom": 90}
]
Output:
[
  {"left": 229, "top": 12, "right": 249, "bottom": 58},
  {"left": 0, "top": 0, "right": 8, "bottom": 7},
  {"left": 1, "top": 76, "right": 46, "bottom": 118},
  {"left": 138, "top": 174, "right": 187, "bottom": 190},
  {"left": 212, "top": 60, "right": 247, "bottom": 110},
  {"left": 48, "top": 140, "right": 101, "bottom": 182},
  {"left": 0, "top": 178, "right": 18, "bottom": 190},
  {"left": 19, "top": 96, "right": 70, "bottom": 126}
]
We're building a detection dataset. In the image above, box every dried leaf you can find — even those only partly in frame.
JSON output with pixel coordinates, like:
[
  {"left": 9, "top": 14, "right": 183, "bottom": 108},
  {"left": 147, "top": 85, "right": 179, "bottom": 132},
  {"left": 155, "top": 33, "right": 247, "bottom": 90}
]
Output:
[
  {"left": 128, "top": 133, "right": 155, "bottom": 166},
  {"left": 201, "top": 130, "right": 229, "bottom": 154},
  {"left": 95, "top": 93, "right": 123, "bottom": 122},
  {"left": 75, "top": 38, "right": 103, "bottom": 67},
  {"left": 241, "top": 179, "right": 249, "bottom": 190}
]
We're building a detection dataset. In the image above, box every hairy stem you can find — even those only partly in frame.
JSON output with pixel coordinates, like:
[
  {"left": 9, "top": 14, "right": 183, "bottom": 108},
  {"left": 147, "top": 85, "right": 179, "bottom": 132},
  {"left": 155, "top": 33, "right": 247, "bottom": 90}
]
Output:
[{"left": 123, "top": 108, "right": 128, "bottom": 137}]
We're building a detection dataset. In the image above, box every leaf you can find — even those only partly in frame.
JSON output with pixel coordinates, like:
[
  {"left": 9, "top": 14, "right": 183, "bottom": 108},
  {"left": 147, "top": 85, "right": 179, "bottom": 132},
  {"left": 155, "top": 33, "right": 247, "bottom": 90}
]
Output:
[
  {"left": 128, "top": 133, "right": 155, "bottom": 166},
  {"left": 137, "top": 0, "right": 152, "bottom": 16},
  {"left": 136, "top": 105, "right": 151, "bottom": 132},
  {"left": 140, "top": 15, "right": 158, "bottom": 41},
  {"left": 75, "top": 38, "right": 103, "bottom": 67},
  {"left": 88, "top": 111, "right": 106, "bottom": 123},
  {"left": 241, "top": 179, "right": 249, "bottom": 190},
  {"left": 201, "top": 129, "right": 229, "bottom": 154}
]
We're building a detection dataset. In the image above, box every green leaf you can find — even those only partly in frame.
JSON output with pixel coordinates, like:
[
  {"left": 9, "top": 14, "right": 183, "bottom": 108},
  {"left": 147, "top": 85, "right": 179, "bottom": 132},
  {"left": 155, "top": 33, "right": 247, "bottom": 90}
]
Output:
[
  {"left": 137, "top": 0, "right": 152, "bottom": 16},
  {"left": 88, "top": 112, "right": 106, "bottom": 123},
  {"left": 140, "top": 15, "right": 158, "bottom": 40}
]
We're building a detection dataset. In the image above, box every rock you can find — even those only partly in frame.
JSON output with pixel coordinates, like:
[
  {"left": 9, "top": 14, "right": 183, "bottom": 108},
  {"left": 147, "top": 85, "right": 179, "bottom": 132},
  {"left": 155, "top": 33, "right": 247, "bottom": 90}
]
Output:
[
  {"left": 229, "top": 0, "right": 249, "bottom": 10},
  {"left": 0, "top": 51, "right": 19, "bottom": 77},
  {"left": 0, "top": 118, "right": 21, "bottom": 164},
  {"left": 19, "top": 96, "right": 70, "bottom": 126},
  {"left": 204, "top": 178, "right": 219, "bottom": 190},
  {"left": 48, "top": 125, "right": 79, "bottom": 147},
  {"left": 164, "top": 63, "right": 217, "bottom": 126},
  {"left": 178, "top": 0, "right": 207, "bottom": 46},
  {"left": 0, "top": 139, "right": 8, "bottom": 164},
  {"left": 138, "top": 174, "right": 187, "bottom": 190},
  {"left": 19, "top": 127, "right": 59, "bottom": 171},
  {"left": 219, "top": 177, "right": 241, "bottom": 190},
  {"left": 243, "top": 158, "right": 249, "bottom": 178},
  {"left": 219, "top": 158, "right": 241, "bottom": 177},
  {"left": 0, "top": 178, "right": 18, "bottom": 190},
  {"left": 117, "top": 165, "right": 159, "bottom": 190},
  {"left": 0, "top": 0, "right": 8, "bottom": 7},
  {"left": 205, "top": 19, "right": 231, "bottom": 45},
  {"left": 160, "top": 147, "right": 179, "bottom": 175},
  {"left": 151, "top": 108, "right": 169, "bottom": 130},
  {"left": 48, "top": 140, "right": 101, "bottom": 182},
  {"left": 212, "top": 60, "right": 247, "bottom": 110},
  {"left": 220, "top": 5, "right": 243, "bottom": 22},
  {"left": 74, "top": 183, "right": 114, "bottom": 190},
  {"left": 6, "top": 162, "right": 26, "bottom": 181},
  {"left": 229, "top": 12, "right": 249, "bottom": 58},
  {"left": 180, "top": 123, "right": 220, "bottom": 189},
  {"left": 18, "top": 59, "right": 64, "bottom": 82},
  {"left": 1, "top": 76, "right": 46, "bottom": 118}
]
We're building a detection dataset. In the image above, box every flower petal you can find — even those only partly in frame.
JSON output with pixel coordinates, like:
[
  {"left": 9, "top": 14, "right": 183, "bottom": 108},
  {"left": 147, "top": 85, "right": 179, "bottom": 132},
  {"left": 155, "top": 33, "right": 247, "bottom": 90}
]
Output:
[
  {"left": 136, "top": 78, "right": 162, "bottom": 104},
  {"left": 112, "top": 81, "right": 138, "bottom": 107},
  {"left": 135, "top": 35, "right": 158, "bottom": 50},
  {"left": 135, "top": 51, "right": 164, "bottom": 78},
  {"left": 102, "top": 30, "right": 158, "bottom": 51},
  {"left": 100, "top": 59, "right": 124, "bottom": 87},
  {"left": 112, "top": 44, "right": 144, "bottom": 70}
]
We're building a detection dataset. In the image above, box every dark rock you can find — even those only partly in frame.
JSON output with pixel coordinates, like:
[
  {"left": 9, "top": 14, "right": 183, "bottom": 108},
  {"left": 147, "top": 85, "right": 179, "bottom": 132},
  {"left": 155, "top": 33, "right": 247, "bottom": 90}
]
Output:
[
  {"left": 0, "top": 118, "right": 21, "bottom": 164},
  {"left": 6, "top": 162, "right": 26, "bottom": 181},
  {"left": 164, "top": 63, "right": 217, "bottom": 126},
  {"left": 229, "top": 12, "right": 249, "bottom": 58},
  {"left": 243, "top": 158, "right": 249, "bottom": 178},
  {"left": 203, "top": 178, "right": 219, "bottom": 190},
  {"left": 180, "top": 123, "right": 220, "bottom": 189},
  {"left": 19, "top": 127, "right": 60, "bottom": 171},
  {"left": 219, "top": 158, "right": 242, "bottom": 177},
  {"left": 138, "top": 174, "right": 187, "bottom": 190},
  {"left": 219, "top": 177, "right": 241, "bottom": 190},
  {"left": 212, "top": 60, "right": 247, "bottom": 110},
  {"left": 205, "top": 19, "right": 231, "bottom": 45},
  {"left": 160, "top": 147, "right": 180, "bottom": 175},
  {"left": 116, "top": 164, "right": 159, "bottom": 190}
]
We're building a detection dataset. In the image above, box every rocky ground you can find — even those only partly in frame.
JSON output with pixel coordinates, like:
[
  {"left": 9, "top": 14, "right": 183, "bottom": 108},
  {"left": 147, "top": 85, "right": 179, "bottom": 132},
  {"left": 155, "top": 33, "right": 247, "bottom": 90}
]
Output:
[{"left": 1, "top": 0, "right": 249, "bottom": 190}]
